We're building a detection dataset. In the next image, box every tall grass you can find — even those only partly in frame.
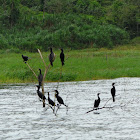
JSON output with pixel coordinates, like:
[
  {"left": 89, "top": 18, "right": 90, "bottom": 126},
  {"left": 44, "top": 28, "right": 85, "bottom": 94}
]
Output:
[{"left": 0, "top": 45, "right": 140, "bottom": 83}]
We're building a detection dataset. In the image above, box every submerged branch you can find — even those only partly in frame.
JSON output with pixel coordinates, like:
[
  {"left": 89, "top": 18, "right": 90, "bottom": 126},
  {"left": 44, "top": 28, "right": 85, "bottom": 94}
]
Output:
[
  {"left": 55, "top": 104, "right": 68, "bottom": 115},
  {"left": 86, "top": 106, "right": 113, "bottom": 114},
  {"left": 86, "top": 94, "right": 127, "bottom": 114},
  {"left": 40, "top": 98, "right": 56, "bottom": 114},
  {"left": 86, "top": 96, "right": 118, "bottom": 114}
]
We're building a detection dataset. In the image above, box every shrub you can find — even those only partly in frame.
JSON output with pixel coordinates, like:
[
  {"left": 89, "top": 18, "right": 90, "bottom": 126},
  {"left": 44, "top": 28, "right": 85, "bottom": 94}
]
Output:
[{"left": 0, "top": 34, "right": 9, "bottom": 49}]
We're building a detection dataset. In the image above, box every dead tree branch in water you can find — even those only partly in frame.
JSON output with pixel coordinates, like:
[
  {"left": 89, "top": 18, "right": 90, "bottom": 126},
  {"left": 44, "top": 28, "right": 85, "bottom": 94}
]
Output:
[
  {"left": 38, "top": 49, "right": 51, "bottom": 107},
  {"left": 86, "top": 93, "right": 138, "bottom": 115},
  {"left": 86, "top": 94, "right": 122, "bottom": 114}
]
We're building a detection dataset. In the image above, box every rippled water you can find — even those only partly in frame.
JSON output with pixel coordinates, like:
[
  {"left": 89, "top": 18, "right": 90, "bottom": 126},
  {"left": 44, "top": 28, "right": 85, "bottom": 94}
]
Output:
[{"left": 0, "top": 78, "right": 140, "bottom": 140}]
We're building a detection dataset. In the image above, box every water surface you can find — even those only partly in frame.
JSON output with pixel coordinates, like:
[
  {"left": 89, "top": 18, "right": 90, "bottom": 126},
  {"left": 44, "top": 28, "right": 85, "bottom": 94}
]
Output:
[{"left": 0, "top": 78, "right": 140, "bottom": 140}]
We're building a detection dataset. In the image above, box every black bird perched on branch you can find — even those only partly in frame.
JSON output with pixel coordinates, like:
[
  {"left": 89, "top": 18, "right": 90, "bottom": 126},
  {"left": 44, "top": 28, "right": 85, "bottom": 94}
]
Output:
[
  {"left": 49, "top": 47, "right": 55, "bottom": 66},
  {"left": 111, "top": 83, "right": 116, "bottom": 102},
  {"left": 38, "top": 69, "right": 43, "bottom": 86},
  {"left": 22, "top": 55, "right": 28, "bottom": 63},
  {"left": 36, "top": 85, "right": 46, "bottom": 100},
  {"left": 48, "top": 92, "right": 55, "bottom": 106},
  {"left": 54, "top": 90, "right": 67, "bottom": 107},
  {"left": 60, "top": 48, "right": 65, "bottom": 66},
  {"left": 94, "top": 93, "right": 100, "bottom": 109}
]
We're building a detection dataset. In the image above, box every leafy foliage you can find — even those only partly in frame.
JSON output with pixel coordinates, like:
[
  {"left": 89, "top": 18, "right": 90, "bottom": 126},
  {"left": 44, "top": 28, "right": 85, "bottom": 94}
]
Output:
[{"left": 0, "top": 0, "right": 139, "bottom": 51}]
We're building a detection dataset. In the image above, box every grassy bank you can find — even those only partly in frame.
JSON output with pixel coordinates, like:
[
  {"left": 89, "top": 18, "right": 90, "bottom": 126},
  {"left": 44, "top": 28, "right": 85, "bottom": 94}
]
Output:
[{"left": 0, "top": 44, "right": 140, "bottom": 83}]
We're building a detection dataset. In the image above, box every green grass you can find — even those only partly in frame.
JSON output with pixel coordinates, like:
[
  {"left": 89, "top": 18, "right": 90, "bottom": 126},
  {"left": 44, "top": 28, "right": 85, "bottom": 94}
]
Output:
[{"left": 0, "top": 44, "right": 140, "bottom": 83}]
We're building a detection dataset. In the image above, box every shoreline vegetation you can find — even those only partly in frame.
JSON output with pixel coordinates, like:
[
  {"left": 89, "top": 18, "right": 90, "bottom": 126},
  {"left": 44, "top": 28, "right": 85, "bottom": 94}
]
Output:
[
  {"left": 0, "top": 1, "right": 140, "bottom": 84},
  {"left": 0, "top": 42, "right": 140, "bottom": 84}
]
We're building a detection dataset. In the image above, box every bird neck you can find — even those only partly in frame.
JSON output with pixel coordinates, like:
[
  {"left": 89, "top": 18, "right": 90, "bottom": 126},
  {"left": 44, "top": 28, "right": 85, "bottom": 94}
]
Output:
[
  {"left": 39, "top": 70, "right": 41, "bottom": 74},
  {"left": 50, "top": 48, "right": 53, "bottom": 53}
]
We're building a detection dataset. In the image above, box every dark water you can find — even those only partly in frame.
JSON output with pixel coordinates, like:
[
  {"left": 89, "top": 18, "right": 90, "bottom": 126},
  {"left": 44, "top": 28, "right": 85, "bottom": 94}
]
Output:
[{"left": 0, "top": 78, "right": 140, "bottom": 140}]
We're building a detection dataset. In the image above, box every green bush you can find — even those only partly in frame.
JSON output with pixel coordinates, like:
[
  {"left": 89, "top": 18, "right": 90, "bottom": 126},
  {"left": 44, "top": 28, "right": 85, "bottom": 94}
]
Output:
[
  {"left": 0, "top": 2, "right": 131, "bottom": 51},
  {"left": 0, "top": 34, "right": 9, "bottom": 49}
]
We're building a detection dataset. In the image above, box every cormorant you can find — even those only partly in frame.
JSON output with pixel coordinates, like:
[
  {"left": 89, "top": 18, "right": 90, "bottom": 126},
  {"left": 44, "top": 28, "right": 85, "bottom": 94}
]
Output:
[
  {"left": 36, "top": 85, "right": 46, "bottom": 100},
  {"left": 22, "top": 55, "right": 28, "bottom": 63},
  {"left": 54, "top": 90, "right": 67, "bottom": 107},
  {"left": 38, "top": 69, "right": 43, "bottom": 86},
  {"left": 60, "top": 48, "right": 65, "bottom": 66},
  {"left": 49, "top": 47, "right": 55, "bottom": 66},
  {"left": 94, "top": 93, "right": 100, "bottom": 109},
  {"left": 111, "top": 83, "right": 116, "bottom": 102},
  {"left": 48, "top": 92, "right": 55, "bottom": 106}
]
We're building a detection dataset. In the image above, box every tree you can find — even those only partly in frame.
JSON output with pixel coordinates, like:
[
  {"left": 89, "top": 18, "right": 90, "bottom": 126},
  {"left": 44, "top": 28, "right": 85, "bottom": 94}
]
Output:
[
  {"left": 40, "top": 0, "right": 45, "bottom": 11},
  {"left": 9, "top": 0, "right": 20, "bottom": 26},
  {"left": 109, "top": 0, "right": 140, "bottom": 37}
]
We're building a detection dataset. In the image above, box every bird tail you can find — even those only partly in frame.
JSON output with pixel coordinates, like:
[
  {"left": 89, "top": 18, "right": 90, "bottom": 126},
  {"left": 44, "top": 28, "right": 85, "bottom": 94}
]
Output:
[
  {"left": 62, "top": 61, "right": 64, "bottom": 66},
  {"left": 113, "top": 97, "right": 115, "bottom": 102},
  {"left": 50, "top": 62, "right": 53, "bottom": 66}
]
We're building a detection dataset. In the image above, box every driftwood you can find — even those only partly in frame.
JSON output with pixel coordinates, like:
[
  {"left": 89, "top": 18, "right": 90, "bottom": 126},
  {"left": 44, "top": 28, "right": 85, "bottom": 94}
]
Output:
[
  {"left": 86, "top": 94, "right": 135, "bottom": 114},
  {"left": 86, "top": 97, "right": 115, "bottom": 114},
  {"left": 86, "top": 106, "right": 113, "bottom": 114}
]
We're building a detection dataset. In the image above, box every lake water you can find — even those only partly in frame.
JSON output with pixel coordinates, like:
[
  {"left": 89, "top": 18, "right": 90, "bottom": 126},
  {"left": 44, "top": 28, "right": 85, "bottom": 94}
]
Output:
[{"left": 0, "top": 78, "right": 140, "bottom": 140}]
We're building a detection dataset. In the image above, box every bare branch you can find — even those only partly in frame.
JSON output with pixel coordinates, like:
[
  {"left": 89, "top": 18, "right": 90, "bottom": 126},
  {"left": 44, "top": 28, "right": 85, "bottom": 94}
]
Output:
[
  {"left": 26, "top": 63, "right": 38, "bottom": 79},
  {"left": 86, "top": 97, "right": 116, "bottom": 114},
  {"left": 38, "top": 49, "right": 47, "bottom": 68},
  {"left": 43, "top": 64, "right": 50, "bottom": 81},
  {"left": 86, "top": 106, "right": 113, "bottom": 114},
  {"left": 37, "top": 49, "right": 49, "bottom": 107}
]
